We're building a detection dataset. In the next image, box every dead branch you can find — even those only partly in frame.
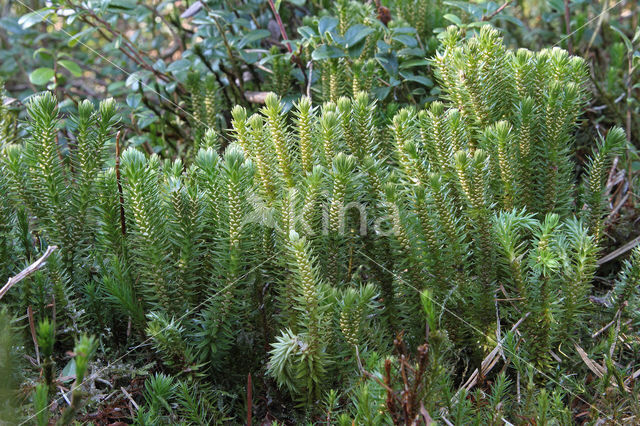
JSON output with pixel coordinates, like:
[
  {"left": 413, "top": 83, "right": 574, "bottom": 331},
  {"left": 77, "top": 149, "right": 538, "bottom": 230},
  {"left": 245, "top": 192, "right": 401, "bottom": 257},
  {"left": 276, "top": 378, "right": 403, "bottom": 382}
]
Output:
[
  {"left": 456, "top": 312, "right": 529, "bottom": 396},
  {"left": 0, "top": 245, "right": 58, "bottom": 300},
  {"left": 481, "top": 1, "right": 513, "bottom": 21},
  {"left": 598, "top": 235, "right": 640, "bottom": 265}
]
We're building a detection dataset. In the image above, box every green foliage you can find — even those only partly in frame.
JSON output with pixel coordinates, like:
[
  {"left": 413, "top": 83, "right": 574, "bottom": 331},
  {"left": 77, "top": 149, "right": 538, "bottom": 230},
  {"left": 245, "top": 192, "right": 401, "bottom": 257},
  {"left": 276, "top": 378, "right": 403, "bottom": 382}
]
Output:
[
  {"left": 55, "top": 334, "right": 97, "bottom": 425},
  {"left": 299, "top": 0, "right": 443, "bottom": 103},
  {"left": 187, "top": 71, "right": 222, "bottom": 148},
  {"left": 1, "top": 18, "right": 639, "bottom": 423},
  {"left": 0, "top": 84, "right": 17, "bottom": 147},
  {"left": 268, "top": 46, "right": 294, "bottom": 97},
  {"left": 612, "top": 246, "right": 640, "bottom": 316},
  {"left": 0, "top": 309, "right": 22, "bottom": 423},
  {"left": 37, "top": 317, "right": 55, "bottom": 387},
  {"left": 33, "top": 383, "right": 49, "bottom": 426}
]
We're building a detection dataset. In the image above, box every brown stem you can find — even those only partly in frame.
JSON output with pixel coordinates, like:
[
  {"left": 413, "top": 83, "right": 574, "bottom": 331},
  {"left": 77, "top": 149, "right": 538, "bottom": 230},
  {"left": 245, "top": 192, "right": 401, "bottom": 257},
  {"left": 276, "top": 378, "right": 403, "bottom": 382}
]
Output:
[
  {"left": 563, "top": 0, "right": 573, "bottom": 55},
  {"left": 28, "top": 306, "right": 40, "bottom": 365},
  {"left": 481, "top": 0, "right": 513, "bottom": 21},
  {"left": 265, "top": 1, "right": 309, "bottom": 89},
  {"left": 355, "top": 345, "right": 395, "bottom": 394},
  {"left": 266, "top": 0, "right": 292, "bottom": 53}
]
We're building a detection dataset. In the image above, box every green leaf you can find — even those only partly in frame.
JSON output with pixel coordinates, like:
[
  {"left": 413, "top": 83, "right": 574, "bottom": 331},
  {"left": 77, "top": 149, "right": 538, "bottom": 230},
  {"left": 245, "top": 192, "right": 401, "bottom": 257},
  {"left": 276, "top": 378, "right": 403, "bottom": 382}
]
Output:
[
  {"left": 243, "top": 29, "right": 271, "bottom": 44},
  {"left": 129, "top": 135, "right": 150, "bottom": 147},
  {"left": 391, "top": 27, "right": 417, "bottom": 35},
  {"left": 60, "top": 359, "right": 76, "bottom": 382},
  {"left": 126, "top": 70, "right": 151, "bottom": 90},
  {"left": 633, "top": 53, "right": 640, "bottom": 70},
  {"left": 18, "top": 8, "right": 53, "bottom": 29},
  {"left": 0, "top": 17, "right": 29, "bottom": 35},
  {"left": 377, "top": 40, "right": 391, "bottom": 54},
  {"left": 398, "top": 47, "right": 425, "bottom": 57},
  {"left": 297, "top": 26, "right": 316, "bottom": 40},
  {"left": 611, "top": 26, "right": 632, "bottom": 52},
  {"left": 107, "top": 81, "right": 126, "bottom": 93},
  {"left": 239, "top": 50, "right": 261, "bottom": 64},
  {"left": 547, "top": 0, "right": 564, "bottom": 12},
  {"left": 32, "top": 47, "right": 52, "bottom": 60},
  {"left": 106, "top": 0, "right": 138, "bottom": 10},
  {"left": 493, "top": 14, "right": 524, "bottom": 27},
  {"left": 58, "top": 60, "right": 82, "bottom": 77},
  {"left": 126, "top": 93, "right": 142, "bottom": 109},
  {"left": 138, "top": 112, "right": 159, "bottom": 129},
  {"left": 167, "top": 59, "right": 191, "bottom": 73},
  {"left": 152, "top": 59, "right": 166, "bottom": 73},
  {"left": 344, "top": 25, "right": 374, "bottom": 48},
  {"left": 399, "top": 59, "right": 430, "bottom": 69},
  {"left": 393, "top": 34, "right": 417, "bottom": 48},
  {"left": 67, "top": 28, "right": 96, "bottom": 47},
  {"left": 373, "top": 85, "right": 392, "bottom": 100},
  {"left": 443, "top": 14, "right": 462, "bottom": 26},
  {"left": 318, "top": 17, "right": 338, "bottom": 36},
  {"left": 400, "top": 72, "right": 433, "bottom": 87},
  {"left": 377, "top": 52, "right": 399, "bottom": 77},
  {"left": 311, "top": 45, "right": 345, "bottom": 61},
  {"left": 29, "top": 67, "right": 55, "bottom": 85}
]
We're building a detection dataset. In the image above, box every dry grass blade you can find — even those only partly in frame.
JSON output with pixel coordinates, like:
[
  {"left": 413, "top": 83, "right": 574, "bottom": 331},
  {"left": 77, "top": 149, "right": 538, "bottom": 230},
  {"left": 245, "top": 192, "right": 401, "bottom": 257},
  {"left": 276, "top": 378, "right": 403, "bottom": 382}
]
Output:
[
  {"left": 120, "top": 387, "right": 139, "bottom": 411},
  {"left": 456, "top": 313, "right": 529, "bottom": 396},
  {"left": 624, "top": 368, "right": 640, "bottom": 387},
  {"left": 575, "top": 344, "right": 630, "bottom": 392},
  {"left": 575, "top": 344, "right": 606, "bottom": 378},
  {"left": 597, "top": 235, "right": 640, "bottom": 265}
]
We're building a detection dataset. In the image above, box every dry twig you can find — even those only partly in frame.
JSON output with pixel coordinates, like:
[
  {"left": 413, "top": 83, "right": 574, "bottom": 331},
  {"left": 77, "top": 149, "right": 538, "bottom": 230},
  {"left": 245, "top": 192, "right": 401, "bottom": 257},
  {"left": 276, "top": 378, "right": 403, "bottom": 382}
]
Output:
[
  {"left": 0, "top": 245, "right": 58, "bottom": 300},
  {"left": 598, "top": 235, "right": 640, "bottom": 265},
  {"left": 456, "top": 313, "right": 529, "bottom": 396},
  {"left": 481, "top": 1, "right": 513, "bottom": 21}
]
